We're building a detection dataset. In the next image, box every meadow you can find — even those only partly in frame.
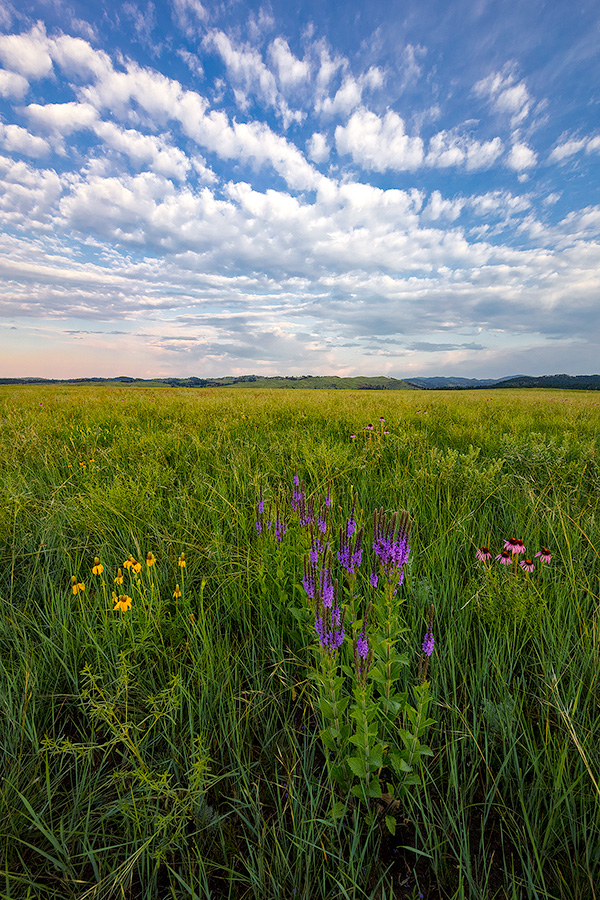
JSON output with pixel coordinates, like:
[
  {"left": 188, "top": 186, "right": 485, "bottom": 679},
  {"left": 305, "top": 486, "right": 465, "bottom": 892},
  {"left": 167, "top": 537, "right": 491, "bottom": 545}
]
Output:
[{"left": 0, "top": 384, "right": 598, "bottom": 900}]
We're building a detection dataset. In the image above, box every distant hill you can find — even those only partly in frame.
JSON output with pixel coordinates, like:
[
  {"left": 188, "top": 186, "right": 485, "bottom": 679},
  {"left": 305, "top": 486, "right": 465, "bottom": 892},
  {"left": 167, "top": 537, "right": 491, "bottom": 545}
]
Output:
[
  {"left": 488, "top": 374, "right": 600, "bottom": 390},
  {"left": 0, "top": 374, "right": 418, "bottom": 390},
  {"left": 403, "top": 376, "right": 508, "bottom": 389}
]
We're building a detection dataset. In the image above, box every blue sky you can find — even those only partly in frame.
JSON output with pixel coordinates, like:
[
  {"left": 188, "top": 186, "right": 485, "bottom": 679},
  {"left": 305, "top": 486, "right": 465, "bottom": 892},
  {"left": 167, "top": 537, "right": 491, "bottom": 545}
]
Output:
[{"left": 0, "top": 0, "right": 599, "bottom": 379}]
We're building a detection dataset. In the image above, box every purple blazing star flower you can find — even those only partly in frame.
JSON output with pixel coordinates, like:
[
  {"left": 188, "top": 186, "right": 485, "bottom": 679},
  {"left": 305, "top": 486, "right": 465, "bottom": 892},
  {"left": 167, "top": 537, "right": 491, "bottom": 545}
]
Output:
[
  {"left": 258, "top": 485, "right": 264, "bottom": 515},
  {"left": 315, "top": 604, "right": 345, "bottom": 654},
  {"left": 356, "top": 630, "right": 369, "bottom": 660},
  {"left": 255, "top": 520, "right": 261, "bottom": 534},
  {"left": 369, "top": 567, "right": 378, "bottom": 589},
  {"left": 275, "top": 506, "right": 287, "bottom": 543},
  {"left": 372, "top": 509, "right": 411, "bottom": 582},
  {"left": 337, "top": 525, "right": 363, "bottom": 575},
  {"left": 422, "top": 628, "right": 434, "bottom": 657}
]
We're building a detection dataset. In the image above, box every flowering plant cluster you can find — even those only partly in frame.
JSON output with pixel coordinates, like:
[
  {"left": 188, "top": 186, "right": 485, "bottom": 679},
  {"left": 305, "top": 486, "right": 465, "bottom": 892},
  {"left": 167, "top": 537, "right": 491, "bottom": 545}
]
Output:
[
  {"left": 257, "top": 470, "right": 435, "bottom": 832},
  {"left": 476, "top": 539, "right": 551, "bottom": 579}
]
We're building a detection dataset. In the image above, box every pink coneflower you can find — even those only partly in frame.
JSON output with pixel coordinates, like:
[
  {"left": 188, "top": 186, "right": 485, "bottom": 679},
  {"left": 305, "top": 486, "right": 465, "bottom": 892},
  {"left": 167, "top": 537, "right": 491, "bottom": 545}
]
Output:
[
  {"left": 535, "top": 548, "right": 552, "bottom": 564},
  {"left": 496, "top": 550, "right": 512, "bottom": 565},
  {"left": 350, "top": 433, "right": 356, "bottom": 439},
  {"left": 476, "top": 546, "right": 492, "bottom": 562},
  {"left": 379, "top": 417, "right": 385, "bottom": 423},
  {"left": 504, "top": 538, "right": 526, "bottom": 555},
  {"left": 520, "top": 559, "right": 535, "bottom": 573},
  {"left": 365, "top": 423, "right": 374, "bottom": 431}
]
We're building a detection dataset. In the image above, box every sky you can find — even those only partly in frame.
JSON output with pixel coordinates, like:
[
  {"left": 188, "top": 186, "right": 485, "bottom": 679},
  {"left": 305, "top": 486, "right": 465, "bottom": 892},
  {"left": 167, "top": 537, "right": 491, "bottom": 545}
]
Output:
[{"left": 0, "top": 0, "right": 599, "bottom": 380}]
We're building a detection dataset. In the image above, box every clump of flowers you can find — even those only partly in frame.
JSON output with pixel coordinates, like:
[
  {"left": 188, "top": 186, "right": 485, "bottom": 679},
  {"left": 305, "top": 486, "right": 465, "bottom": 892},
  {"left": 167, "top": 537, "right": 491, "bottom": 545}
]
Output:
[
  {"left": 92, "top": 557, "right": 104, "bottom": 575},
  {"left": 477, "top": 540, "right": 551, "bottom": 577},
  {"left": 71, "top": 576, "right": 85, "bottom": 595}
]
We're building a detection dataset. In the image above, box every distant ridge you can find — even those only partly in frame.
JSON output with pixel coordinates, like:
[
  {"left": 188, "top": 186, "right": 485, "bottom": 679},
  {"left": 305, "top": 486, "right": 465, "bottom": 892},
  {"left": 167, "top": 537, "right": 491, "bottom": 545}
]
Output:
[
  {"left": 0, "top": 374, "right": 418, "bottom": 390},
  {"left": 1, "top": 374, "right": 598, "bottom": 390}
]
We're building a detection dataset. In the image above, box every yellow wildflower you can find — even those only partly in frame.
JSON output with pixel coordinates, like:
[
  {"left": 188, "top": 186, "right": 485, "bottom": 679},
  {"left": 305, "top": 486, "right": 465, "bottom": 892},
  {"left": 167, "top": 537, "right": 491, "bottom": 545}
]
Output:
[
  {"left": 92, "top": 557, "right": 104, "bottom": 575},
  {"left": 178, "top": 552, "right": 186, "bottom": 568},
  {"left": 146, "top": 551, "right": 156, "bottom": 567},
  {"left": 114, "top": 568, "right": 123, "bottom": 585},
  {"left": 123, "top": 555, "right": 135, "bottom": 571},
  {"left": 133, "top": 560, "right": 142, "bottom": 574},
  {"left": 173, "top": 584, "right": 182, "bottom": 599},
  {"left": 71, "top": 576, "right": 85, "bottom": 595},
  {"left": 113, "top": 593, "right": 132, "bottom": 612}
]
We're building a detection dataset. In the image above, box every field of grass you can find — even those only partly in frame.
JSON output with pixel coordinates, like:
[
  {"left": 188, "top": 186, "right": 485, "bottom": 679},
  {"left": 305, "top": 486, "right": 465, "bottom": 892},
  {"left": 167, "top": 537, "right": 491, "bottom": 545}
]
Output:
[{"left": 1, "top": 385, "right": 599, "bottom": 900}]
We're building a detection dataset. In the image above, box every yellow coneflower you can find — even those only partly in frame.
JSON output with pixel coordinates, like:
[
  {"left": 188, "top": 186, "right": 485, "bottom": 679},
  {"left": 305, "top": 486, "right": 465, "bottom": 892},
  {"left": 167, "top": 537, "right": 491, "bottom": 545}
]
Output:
[
  {"left": 114, "top": 568, "right": 123, "bottom": 585},
  {"left": 123, "top": 555, "right": 136, "bottom": 571},
  {"left": 92, "top": 557, "right": 104, "bottom": 575},
  {"left": 72, "top": 576, "right": 85, "bottom": 595},
  {"left": 178, "top": 552, "right": 186, "bottom": 568},
  {"left": 173, "top": 584, "right": 182, "bottom": 599},
  {"left": 113, "top": 593, "right": 132, "bottom": 612},
  {"left": 146, "top": 551, "right": 156, "bottom": 567},
  {"left": 132, "top": 560, "right": 142, "bottom": 574}
]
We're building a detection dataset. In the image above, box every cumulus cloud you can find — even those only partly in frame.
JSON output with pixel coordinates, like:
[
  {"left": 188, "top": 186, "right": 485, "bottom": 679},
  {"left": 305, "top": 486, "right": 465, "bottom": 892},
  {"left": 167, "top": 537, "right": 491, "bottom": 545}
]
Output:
[
  {"left": 0, "top": 122, "right": 50, "bottom": 157},
  {"left": 268, "top": 37, "right": 310, "bottom": 89},
  {"left": 306, "top": 131, "right": 329, "bottom": 163},
  {"left": 474, "top": 66, "right": 532, "bottom": 127},
  {"left": 335, "top": 107, "right": 424, "bottom": 171},
  {"left": 0, "top": 22, "right": 53, "bottom": 79},
  {"left": 426, "top": 131, "right": 503, "bottom": 170},
  {"left": 24, "top": 101, "right": 98, "bottom": 135},
  {"left": 506, "top": 142, "right": 537, "bottom": 171},
  {"left": 0, "top": 67, "right": 28, "bottom": 99},
  {"left": 549, "top": 134, "right": 600, "bottom": 163}
]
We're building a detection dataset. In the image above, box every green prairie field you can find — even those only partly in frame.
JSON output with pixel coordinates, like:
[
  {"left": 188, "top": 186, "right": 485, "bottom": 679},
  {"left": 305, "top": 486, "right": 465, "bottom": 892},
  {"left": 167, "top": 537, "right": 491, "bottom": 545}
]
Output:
[{"left": 0, "top": 385, "right": 599, "bottom": 900}]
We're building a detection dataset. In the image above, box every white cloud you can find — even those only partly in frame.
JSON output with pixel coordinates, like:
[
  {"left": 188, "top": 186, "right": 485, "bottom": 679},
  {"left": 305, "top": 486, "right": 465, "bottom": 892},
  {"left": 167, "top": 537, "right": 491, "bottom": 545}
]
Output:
[
  {"left": 24, "top": 102, "right": 98, "bottom": 135},
  {"left": 422, "top": 190, "right": 464, "bottom": 222},
  {"left": 335, "top": 107, "right": 424, "bottom": 171},
  {"left": 426, "top": 131, "right": 503, "bottom": 170},
  {"left": 549, "top": 134, "right": 600, "bottom": 163},
  {"left": 93, "top": 121, "right": 191, "bottom": 180},
  {"left": 506, "top": 142, "right": 537, "bottom": 171},
  {"left": 0, "top": 67, "right": 28, "bottom": 99},
  {"left": 203, "top": 29, "right": 303, "bottom": 127},
  {"left": 474, "top": 67, "right": 532, "bottom": 127},
  {"left": 0, "top": 153, "right": 62, "bottom": 228},
  {"left": 306, "top": 131, "right": 329, "bottom": 163},
  {"left": 171, "top": 0, "right": 207, "bottom": 37},
  {"left": 0, "top": 22, "right": 53, "bottom": 79},
  {"left": 268, "top": 37, "right": 310, "bottom": 89},
  {"left": 0, "top": 122, "right": 50, "bottom": 157}
]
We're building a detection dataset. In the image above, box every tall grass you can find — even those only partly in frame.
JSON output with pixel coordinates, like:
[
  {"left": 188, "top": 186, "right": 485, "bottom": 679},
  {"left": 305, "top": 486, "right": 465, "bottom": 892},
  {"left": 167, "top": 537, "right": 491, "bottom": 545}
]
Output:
[{"left": 0, "top": 385, "right": 599, "bottom": 899}]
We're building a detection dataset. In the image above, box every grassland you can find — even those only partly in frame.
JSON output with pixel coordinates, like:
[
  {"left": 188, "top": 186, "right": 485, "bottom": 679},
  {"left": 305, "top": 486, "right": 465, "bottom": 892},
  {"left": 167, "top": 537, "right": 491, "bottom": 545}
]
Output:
[{"left": 0, "top": 385, "right": 599, "bottom": 900}]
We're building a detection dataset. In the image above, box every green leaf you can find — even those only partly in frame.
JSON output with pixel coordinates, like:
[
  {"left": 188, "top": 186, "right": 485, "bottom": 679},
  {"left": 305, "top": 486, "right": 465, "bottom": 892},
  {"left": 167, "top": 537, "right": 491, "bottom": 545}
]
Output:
[
  {"left": 331, "top": 801, "right": 346, "bottom": 820},
  {"left": 347, "top": 756, "right": 367, "bottom": 779},
  {"left": 366, "top": 779, "right": 382, "bottom": 799},
  {"left": 385, "top": 815, "right": 396, "bottom": 836}
]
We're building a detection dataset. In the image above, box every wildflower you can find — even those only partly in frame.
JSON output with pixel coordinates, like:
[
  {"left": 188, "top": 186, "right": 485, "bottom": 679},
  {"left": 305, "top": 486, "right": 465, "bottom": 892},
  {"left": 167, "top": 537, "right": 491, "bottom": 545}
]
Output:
[
  {"left": 146, "top": 551, "right": 156, "bottom": 567},
  {"left": 132, "top": 560, "right": 142, "bottom": 574},
  {"left": 365, "top": 423, "right": 374, "bottom": 431},
  {"left": 71, "top": 576, "right": 85, "bottom": 595},
  {"left": 337, "top": 524, "right": 363, "bottom": 575},
  {"left": 113, "top": 593, "right": 132, "bottom": 612},
  {"left": 356, "top": 630, "right": 369, "bottom": 660},
  {"left": 422, "top": 627, "right": 435, "bottom": 657},
  {"left": 520, "top": 559, "right": 535, "bottom": 573},
  {"left": 173, "top": 584, "right": 182, "bottom": 599},
  {"left": 315, "top": 603, "right": 345, "bottom": 654},
  {"left": 258, "top": 484, "right": 264, "bottom": 515},
  {"left": 350, "top": 433, "right": 356, "bottom": 439},
  {"left": 379, "top": 417, "right": 385, "bottom": 423},
  {"left": 114, "top": 568, "right": 123, "bottom": 585},
  {"left": 178, "top": 552, "right": 186, "bottom": 568},
  {"left": 123, "top": 555, "right": 135, "bottom": 571},
  {"left": 476, "top": 546, "right": 492, "bottom": 562},
  {"left": 535, "top": 548, "right": 552, "bottom": 564},
  {"left": 504, "top": 538, "right": 525, "bottom": 555},
  {"left": 372, "top": 508, "right": 411, "bottom": 584},
  {"left": 92, "top": 557, "right": 104, "bottom": 575},
  {"left": 275, "top": 505, "right": 287, "bottom": 543},
  {"left": 369, "top": 565, "right": 378, "bottom": 589},
  {"left": 496, "top": 550, "right": 512, "bottom": 565}
]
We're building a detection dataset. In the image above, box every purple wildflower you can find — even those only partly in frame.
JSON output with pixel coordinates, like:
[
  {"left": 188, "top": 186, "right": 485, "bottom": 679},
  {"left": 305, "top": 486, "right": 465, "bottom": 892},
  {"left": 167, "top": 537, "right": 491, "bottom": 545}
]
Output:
[
  {"left": 315, "top": 603, "right": 345, "bottom": 654},
  {"left": 496, "top": 550, "right": 512, "bottom": 565},
  {"left": 255, "top": 520, "right": 261, "bottom": 534},
  {"left": 369, "top": 566, "right": 378, "bottom": 589},
  {"left": 504, "top": 538, "right": 525, "bottom": 555},
  {"left": 422, "top": 628, "right": 434, "bottom": 657},
  {"left": 337, "top": 525, "right": 364, "bottom": 575},
  {"left": 356, "top": 630, "right": 369, "bottom": 660},
  {"left": 258, "top": 485, "right": 264, "bottom": 515},
  {"left": 372, "top": 508, "right": 411, "bottom": 583},
  {"left": 520, "top": 558, "right": 535, "bottom": 573},
  {"left": 275, "top": 505, "right": 287, "bottom": 543},
  {"left": 535, "top": 548, "right": 551, "bottom": 564}
]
